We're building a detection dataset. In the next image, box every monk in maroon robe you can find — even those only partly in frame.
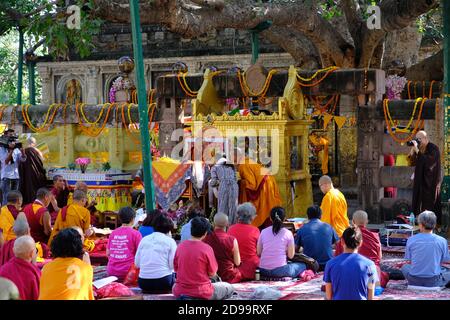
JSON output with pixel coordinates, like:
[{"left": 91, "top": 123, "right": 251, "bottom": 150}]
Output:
[
  {"left": 408, "top": 131, "right": 442, "bottom": 225},
  {"left": 0, "top": 217, "right": 30, "bottom": 267},
  {"left": 0, "top": 236, "right": 41, "bottom": 300},
  {"left": 19, "top": 139, "right": 47, "bottom": 205}
]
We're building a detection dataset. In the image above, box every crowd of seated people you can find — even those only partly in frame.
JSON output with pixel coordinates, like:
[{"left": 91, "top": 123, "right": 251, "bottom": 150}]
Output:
[{"left": 1, "top": 177, "right": 450, "bottom": 301}]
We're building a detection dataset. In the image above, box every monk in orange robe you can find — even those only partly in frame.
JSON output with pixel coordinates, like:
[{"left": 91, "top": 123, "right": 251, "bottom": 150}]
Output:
[
  {"left": 0, "top": 191, "right": 24, "bottom": 242},
  {"left": 39, "top": 228, "right": 94, "bottom": 300},
  {"left": 0, "top": 217, "right": 30, "bottom": 267},
  {"left": 237, "top": 156, "right": 282, "bottom": 228},
  {"left": 48, "top": 190, "right": 92, "bottom": 246},
  {"left": 319, "top": 175, "right": 349, "bottom": 237}
]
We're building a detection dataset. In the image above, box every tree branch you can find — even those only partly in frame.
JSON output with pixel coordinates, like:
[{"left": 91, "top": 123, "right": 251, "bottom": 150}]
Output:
[
  {"left": 405, "top": 49, "right": 443, "bottom": 81},
  {"left": 339, "top": 0, "right": 363, "bottom": 41},
  {"left": 358, "top": 0, "right": 439, "bottom": 68},
  {"left": 24, "top": 0, "right": 59, "bottom": 18}
]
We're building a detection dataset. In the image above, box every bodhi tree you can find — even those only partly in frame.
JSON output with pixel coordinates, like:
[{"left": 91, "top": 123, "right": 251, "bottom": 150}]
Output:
[{"left": 0, "top": 0, "right": 445, "bottom": 81}]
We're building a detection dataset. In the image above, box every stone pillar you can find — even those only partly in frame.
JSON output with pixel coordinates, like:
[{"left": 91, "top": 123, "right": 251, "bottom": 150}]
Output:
[
  {"left": 37, "top": 66, "right": 52, "bottom": 105},
  {"left": 86, "top": 66, "right": 100, "bottom": 104}
]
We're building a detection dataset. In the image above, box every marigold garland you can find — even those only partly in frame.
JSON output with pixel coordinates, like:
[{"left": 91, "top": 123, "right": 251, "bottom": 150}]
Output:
[
  {"left": 309, "top": 95, "right": 339, "bottom": 115},
  {"left": 394, "top": 98, "right": 422, "bottom": 133},
  {"left": 22, "top": 104, "right": 60, "bottom": 132},
  {"left": 75, "top": 103, "right": 113, "bottom": 137},
  {"left": 237, "top": 69, "right": 278, "bottom": 97},
  {"left": 296, "top": 66, "right": 339, "bottom": 87},
  {"left": 383, "top": 98, "right": 426, "bottom": 145}
]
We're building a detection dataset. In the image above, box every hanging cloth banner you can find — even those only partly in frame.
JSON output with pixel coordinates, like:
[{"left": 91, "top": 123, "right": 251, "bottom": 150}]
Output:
[
  {"left": 323, "top": 113, "right": 333, "bottom": 129},
  {"left": 334, "top": 116, "right": 347, "bottom": 129}
]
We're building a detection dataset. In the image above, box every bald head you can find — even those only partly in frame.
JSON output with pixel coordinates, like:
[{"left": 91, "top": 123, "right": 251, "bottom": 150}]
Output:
[
  {"left": 319, "top": 175, "right": 333, "bottom": 194},
  {"left": 352, "top": 210, "right": 368, "bottom": 227},
  {"left": 12, "top": 217, "right": 30, "bottom": 237},
  {"left": 74, "top": 181, "right": 88, "bottom": 193},
  {"left": 27, "top": 137, "right": 37, "bottom": 147},
  {"left": 415, "top": 130, "right": 429, "bottom": 148},
  {"left": 213, "top": 212, "right": 229, "bottom": 229},
  {"left": 13, "top": 236, "right": 36, "bottom": 261}
]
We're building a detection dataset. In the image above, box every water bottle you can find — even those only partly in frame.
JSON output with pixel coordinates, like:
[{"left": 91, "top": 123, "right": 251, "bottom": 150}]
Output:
[
  {"left": 255, "top": 268, "right": 260, "bottom": 281},
  {"left": 409, "top": 212, "right": 415, "bottom": 226}
]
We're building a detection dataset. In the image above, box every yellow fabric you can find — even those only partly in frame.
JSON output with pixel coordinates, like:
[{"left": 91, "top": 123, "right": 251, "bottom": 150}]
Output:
[
  {"left": 0, "top": 206, "right": 16, "bottom": 242},
  {"left": 395, "top": 154, "right": 408, "bottom": 166},
  {"left": 39, "top": 257, "right": 94, "bottom": 300},
  {"left": 320, "top": 188, "right": 349, "bottom": 237},
  {"left": 334, "top": 116, "right": 347, "bottom": 129},
  {"left": 152, "top": 157, "right": 181, "bottom": 180},
  {"left": 238, "top": 157, "right": 282, "bottom": 227},
  {"left": 323, "top": 113, "right": 333, "bottom": 129},
  {"left": 309, "top": 135, "right": 329, "bottom": 175},
  {"left": 48, "top": 204, "right": 91, "bottom": 246}
]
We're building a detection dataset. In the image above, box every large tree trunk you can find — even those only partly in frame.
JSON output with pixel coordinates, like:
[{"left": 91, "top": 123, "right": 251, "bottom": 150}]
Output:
[
  {"left": 382, "top": 23, "right": 423, "bottom": 69},
  {"left": 405, "top": 49, "right": 444, "bottom": 81}
]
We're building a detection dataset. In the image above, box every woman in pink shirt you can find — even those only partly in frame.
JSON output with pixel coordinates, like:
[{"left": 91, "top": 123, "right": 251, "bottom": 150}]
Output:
[
  {"left": 228, "top": 202, "right": 260, "bottom": 280},
  {"left": 257, "top": 207, "right": 306, "bottom": 279},
  {"left": 107, "top": 207, "right": 142, "bottom": 280}
]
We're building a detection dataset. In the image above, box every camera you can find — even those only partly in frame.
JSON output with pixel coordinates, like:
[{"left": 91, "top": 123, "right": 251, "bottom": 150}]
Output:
[
  {"left": 0, "top": 134, "right": 22, "bottom": 150},
  {"left": 406, "top": 138, "right": 420, "bottom": 147}
]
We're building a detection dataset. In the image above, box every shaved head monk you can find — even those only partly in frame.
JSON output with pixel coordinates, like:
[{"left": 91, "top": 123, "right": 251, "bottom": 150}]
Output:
[
  {"left": 0, "top": 191, "right": 25, "bottom": 243},
  {"left": 48, "top": 190, "right": 93, "bottom": 246},
  {"left": 0, "top": 235, "right": 41, "bottom": 300},
  {"left": 0, "top": 217, "right": 30, "bottom": 266},
  {"left": 319, "top": 175, "right": 349, "bottom": 237},
  {"left": 23, "top": 188, "right": 52, "bottom": 244}
]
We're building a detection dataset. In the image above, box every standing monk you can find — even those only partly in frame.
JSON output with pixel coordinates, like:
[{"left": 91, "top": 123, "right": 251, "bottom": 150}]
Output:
[
  {"left": 210, "top": 156, "right": 239, "bottom": 224},
  {"left": 237, "top": 153, "right": 282, "bottom": 228},
  {"left": 319, "top": 175, "right": 349, "bottom": 237},
  {"left": 48, "top": 190, "right": 93, "bottom": 246},
  {"left": 408, "top": 130, "right": 442, "bottom": 225},
  {"left": 19, "top": 137, "right": 47, "bottom": 205}
]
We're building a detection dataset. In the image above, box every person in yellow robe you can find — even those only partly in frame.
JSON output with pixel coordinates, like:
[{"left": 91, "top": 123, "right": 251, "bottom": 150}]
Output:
[
  {"left": 319, "top": 175, "right": 349, "bottom": 237},
  {"left": 48, "top": 190, "right": 93, "bottom": 246},
  {"left": 39, "top": 228, "right": 94, "bottom": 300},
  {"left": 0, "top": 191, "right": 25, "bottom": 242},
  {"left": 237, "top": 154, "right": 282, "bottom": 228}
]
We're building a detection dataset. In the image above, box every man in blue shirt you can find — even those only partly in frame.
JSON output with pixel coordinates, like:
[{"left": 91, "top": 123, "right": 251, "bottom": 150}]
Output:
[
  {"left": 324, "top": 226, "right": 378, "bottom": 300},
  {"left": 0, "top": 130, "right": 27, "bottom": 205},
  {"left": 401, "top": 210, "right": 450, "bottom": 287},
  {"left": 180, "top": 208, "right": 205, "bottom": 242},
  {"left": 295, "top": 205, "right": 339, "bottom": 271}
]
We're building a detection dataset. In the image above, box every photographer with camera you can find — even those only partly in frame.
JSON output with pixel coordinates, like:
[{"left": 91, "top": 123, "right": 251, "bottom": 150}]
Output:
[
  {"left": 0, "top": 129, "right": 27, "bottom": 206},
  {"left": 407, "top": 130, "right": 442, "bottom": 228}
]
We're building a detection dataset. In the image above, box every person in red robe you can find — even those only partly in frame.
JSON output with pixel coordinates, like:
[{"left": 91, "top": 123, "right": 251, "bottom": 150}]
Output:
[
  {"left": 335, "top": 210, "right": 389, "bottom": 288},
  {"left": 0, "top": 217, "right": 30, "bottom": 267},
  {"left": 0, "top": 235, "right": 41, "bottom": 300},
  {"left": 23, "top": 188, "right": 52, "bottom": 244},
  {"left": 47, "top": 175, "right": 71, "bottom": 224},
  {"left": 203, "top": 213, "right": 242, "bottom": 283}
]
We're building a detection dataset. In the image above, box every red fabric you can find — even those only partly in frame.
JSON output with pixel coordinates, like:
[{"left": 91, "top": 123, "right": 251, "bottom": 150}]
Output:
[
  {"left": 173, "top": 240, "right": 217, "bottom": 299},
  {"left": 48, "top": 187, "right": 70, "bottom": 215},
  {"left": 23, "top": 202, "right": 49, "bottom": 244},
  {"left": 228, "top": 223, "right": 260, "bottom": 280},
  {"left": 123, "top": 263, "right": 140, "bottom": 287},
  {"left": 204, "top": 229, "right": 241, "bottom": 283},
  {"left": 0, "top": 257, "right": 41, "bottom": 300},
  {"left": 335, "top": 226, "right": 382, "bottom": 266},
  {"left": 245, "top": 175, "right": 268, "bottom": 201},
  {"left": 7, "top": 205, "right": 19, "bottom": 219},
  {"left": 0, "top": 239, "right": 15, "bottom": 266},
  {"left": 60, "top": 206, "right": 69, "bottom": 222},
  {"left": 95, "top": 282, "right": 134, "bottom": 299},
  {"left": 384, "top": 155, "right": 397, "bottom": 198}
]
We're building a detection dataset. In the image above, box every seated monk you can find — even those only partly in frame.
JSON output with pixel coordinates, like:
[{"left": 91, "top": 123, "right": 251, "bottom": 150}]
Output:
[
  {"left": 0, "top": 236, "right": 41, "bottom": 300},
  {"left": 23, "top": 188, "right": 52, "bottom": 244},
  {"left": 335, "top": 210, "right": 389, "bottom": 288},
  {"left": 319, "top": 175, "right": 349, "bottom": 237},
  {"left": 39, "top": 228, "right": 94, "bottom": 300},
  {"left": 67, "top": 181, "right": 99, "bottom": 227},
  {"left": 47, "top": 175, "right": 71, "bottom": 224},
  {"left": 228, "top": 203, "right": 260, "bottom": 280},
  {"left": 204, "top": 213, "right": 242, "bottom": 283},
  {"left": 0, "top": 217, "right": 30, "bottom": 266},
  {"left": 237, "top": 151, "right": 282, "bottom": 228},
  {"left": 0, "top": 191, "right": 25, "bottom": 242},
  {"left": 48, "top": 190, "right": 93, "bottom": 247},
  {"left": 0, "top": 277, "right": 19, "bottom": 300}
]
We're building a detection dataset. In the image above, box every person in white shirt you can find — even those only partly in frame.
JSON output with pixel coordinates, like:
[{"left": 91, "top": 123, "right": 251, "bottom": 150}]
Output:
[
  {"left": 0, "top": 130, "right": 27, "bottom": 205},
  {"left": 135, "top": 213, "right": 177, "bottom": 293}
]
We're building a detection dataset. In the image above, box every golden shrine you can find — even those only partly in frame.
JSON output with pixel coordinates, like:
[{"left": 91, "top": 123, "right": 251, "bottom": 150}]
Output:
[{"left": 187, "top": 66, "right": 314, "bottom": 217}]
